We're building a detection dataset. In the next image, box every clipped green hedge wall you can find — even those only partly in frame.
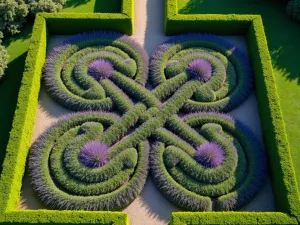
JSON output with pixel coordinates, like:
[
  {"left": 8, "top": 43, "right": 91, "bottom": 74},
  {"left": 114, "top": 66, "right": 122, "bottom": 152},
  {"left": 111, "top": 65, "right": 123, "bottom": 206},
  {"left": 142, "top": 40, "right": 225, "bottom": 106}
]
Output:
[
  {"left": 170, "top": 212, "right": 298, "bottom": 225},
  {"left": 247, "top": 17, "right": 300, "bottom": 219},
  {"left": 42, "top": 13, "right": 133, "bottom": 35},
  {"left": 0, "top": 14, "right": 47, "bottom": 214},
  {"left": 3, "top": 211, "right": 128, "bottom": 225}
]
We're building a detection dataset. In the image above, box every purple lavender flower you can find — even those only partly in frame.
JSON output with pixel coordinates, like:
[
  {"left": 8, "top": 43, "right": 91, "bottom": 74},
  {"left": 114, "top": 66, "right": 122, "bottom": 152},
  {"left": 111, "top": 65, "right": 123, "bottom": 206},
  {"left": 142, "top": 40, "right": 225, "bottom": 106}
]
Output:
[
  {"left": 186, "top": 59, "right": 213, "bottom": 82},
  {"left": 88, "top": 59, "right": 114, "bottom": 80},
  {"left": 194, "top": 142, "right": 224, "bottom": 168},
  {"left": 79, "top": 141, "right": 109, "bottom": 168}
]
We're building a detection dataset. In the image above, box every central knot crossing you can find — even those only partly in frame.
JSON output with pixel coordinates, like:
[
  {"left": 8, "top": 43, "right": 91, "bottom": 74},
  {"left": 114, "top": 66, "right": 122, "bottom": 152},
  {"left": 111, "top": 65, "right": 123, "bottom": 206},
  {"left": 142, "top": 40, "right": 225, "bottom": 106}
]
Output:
[{"left": 29, "top": 32, "right": 266, "bottom": 212}]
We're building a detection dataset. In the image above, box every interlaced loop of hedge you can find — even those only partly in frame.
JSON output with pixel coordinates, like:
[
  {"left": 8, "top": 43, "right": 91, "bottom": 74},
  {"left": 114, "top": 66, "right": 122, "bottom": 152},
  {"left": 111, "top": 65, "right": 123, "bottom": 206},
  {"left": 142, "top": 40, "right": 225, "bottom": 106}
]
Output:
[
  {"left": 29, "top": 32, "right": 267, "bottom": 212},
  {"left": 29, "top": 112, "right": 150, "bottom": 210},
  {"left": 150, "top": 33, "right": 253, "bottom": 112},
  {"left": 151, "top": 113, "right": 267, "bottom": 211},
  {"left": 43, "top": 31, "right": 149, "bottom": 112}
]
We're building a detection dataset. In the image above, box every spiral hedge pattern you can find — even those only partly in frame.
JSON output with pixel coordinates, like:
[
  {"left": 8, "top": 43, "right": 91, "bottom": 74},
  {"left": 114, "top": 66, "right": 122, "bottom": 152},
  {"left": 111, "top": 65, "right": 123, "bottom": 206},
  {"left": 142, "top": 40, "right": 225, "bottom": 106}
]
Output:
[
  {"left": 150, "top": 33, "right": 253, "bottom": 112},
  {"left": 29, "top": 111, "right": 150, "bottom": 210},
  {"left": 151, "top": 113, "right": 267, "bottom": 211},
  {"left": 29, "top": 32, "right": 267, "bottom": 212},
  {"left": 43, "top": 31, "right": 148, "bottom": 112}
]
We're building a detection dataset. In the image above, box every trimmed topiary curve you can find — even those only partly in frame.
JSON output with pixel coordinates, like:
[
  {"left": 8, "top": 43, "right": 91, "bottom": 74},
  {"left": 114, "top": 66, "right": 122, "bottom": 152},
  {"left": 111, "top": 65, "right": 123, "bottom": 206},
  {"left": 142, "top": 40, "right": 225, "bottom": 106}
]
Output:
[
  {"left": 29, "top": 111, "right": 150, "bottom": 210},
  {"left": 150, "top": 33, "right": 253, "bottom": 112},
  {"left": 150, "top": 112, "right": 267, "bottom": 211},
  {"left": 28, "top": 32, "right": 267, "bottom": 212},
  {"left": 43, "top": 31, "right": 149, "bottom": 112}
]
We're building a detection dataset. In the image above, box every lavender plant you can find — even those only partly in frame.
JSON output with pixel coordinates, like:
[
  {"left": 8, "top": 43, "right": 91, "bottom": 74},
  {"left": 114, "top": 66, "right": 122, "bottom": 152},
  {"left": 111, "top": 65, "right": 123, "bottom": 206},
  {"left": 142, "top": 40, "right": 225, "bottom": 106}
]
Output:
[
  {"left": 187, "top": 59, "right": 213, "bottom": 82},
  {"left": 29, "top": 112, "right": 149, "bottom": 210},
  {"left": 79, "top": 141, "right": 110, "bottom": 168},
  {"left": 151, "top": 113, "right": 267, "bottom": 211},
  {"left": 29, "top": 32, "right": 266, "bottom": 213},
  {"left": 43, "top": 31, "right": 149, "bottom": 112},
  {"left": 88, "top": 59, "right": 114, "bottom": 81},
  {"left": 194, "top": 142, "right": 224, "bottom": 168},
  {"left": 149, "top": 33, "right": 253, "bottom": 112}
]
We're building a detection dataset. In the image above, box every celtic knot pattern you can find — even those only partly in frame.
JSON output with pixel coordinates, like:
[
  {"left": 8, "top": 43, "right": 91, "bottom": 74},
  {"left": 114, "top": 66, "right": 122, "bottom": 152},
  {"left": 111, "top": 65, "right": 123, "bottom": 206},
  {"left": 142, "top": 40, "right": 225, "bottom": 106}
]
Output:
[{"left": 29, "top": 32, "right": 267, "bottom": 211}]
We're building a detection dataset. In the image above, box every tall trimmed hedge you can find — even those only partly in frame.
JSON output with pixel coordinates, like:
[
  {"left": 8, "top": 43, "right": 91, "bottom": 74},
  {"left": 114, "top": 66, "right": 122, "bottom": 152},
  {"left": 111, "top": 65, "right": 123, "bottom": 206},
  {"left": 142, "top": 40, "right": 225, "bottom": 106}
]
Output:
[
  {"left": 0, "top": 15, "right": 47, "bottom": 213},
  {"left": 247, "top": 17, "right": 300, "bottom": 219},
  {"left": 41, "top": 13, "right": 133, "bottom": 35},
  {"left": 170, "top": 212, "right": 298, "bottom": 225}
]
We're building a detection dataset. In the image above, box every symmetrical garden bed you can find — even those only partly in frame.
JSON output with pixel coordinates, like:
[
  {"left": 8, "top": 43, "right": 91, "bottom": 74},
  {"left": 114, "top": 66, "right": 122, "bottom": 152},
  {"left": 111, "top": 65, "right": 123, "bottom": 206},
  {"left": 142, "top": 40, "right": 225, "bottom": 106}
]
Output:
[
  {"left": 163, "top": 0, "right": 300, "bottom": 224},
  {"left": 0, "top": 1, "right": 299, "bottom": 224}
]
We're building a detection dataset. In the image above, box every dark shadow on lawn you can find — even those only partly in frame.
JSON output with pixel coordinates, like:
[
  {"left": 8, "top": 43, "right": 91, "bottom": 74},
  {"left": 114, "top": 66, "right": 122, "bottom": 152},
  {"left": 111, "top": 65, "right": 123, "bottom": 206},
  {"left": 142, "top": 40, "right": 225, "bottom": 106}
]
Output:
[
  {"left": 178, "top": 0, "right": 282, "bottom": 14},
  {"left": 178, "top": 0, "right": 204, "bottom": 14},
  {"left": 3, "top": 24, "right": 32, "bottom": 47},
  {"left": 64, "top": 0, "right": 91, "bottom": 8},
  {"left": 94, "top": 0, "right": 121, "bottom": 13},
  {"left": 0, "top": 52, "right": 27, "bottom": 175}
]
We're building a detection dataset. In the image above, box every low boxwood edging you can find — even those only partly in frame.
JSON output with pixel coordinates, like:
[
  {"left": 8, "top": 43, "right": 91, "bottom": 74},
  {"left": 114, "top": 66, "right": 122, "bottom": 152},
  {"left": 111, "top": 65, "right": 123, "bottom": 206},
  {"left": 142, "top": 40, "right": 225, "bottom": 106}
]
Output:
[
  {"left": 164, "top": 0, "right": 300, "bottom": 224},
  {"left": 0, "top": 13, "right": 134, "bottom": 225}
]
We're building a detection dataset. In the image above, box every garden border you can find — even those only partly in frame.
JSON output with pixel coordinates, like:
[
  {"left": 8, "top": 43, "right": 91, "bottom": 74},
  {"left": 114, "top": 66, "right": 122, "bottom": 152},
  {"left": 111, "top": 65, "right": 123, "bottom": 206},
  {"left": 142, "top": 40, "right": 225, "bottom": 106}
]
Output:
[
  {"left": 165, "top": 0, "right": 300, "bottom": 224},
  {"left": 0, "top": 2, "right": 299, "bottom": 224},
  {"left": 0, "top": 12, "right": 135, "bottom": 225}
]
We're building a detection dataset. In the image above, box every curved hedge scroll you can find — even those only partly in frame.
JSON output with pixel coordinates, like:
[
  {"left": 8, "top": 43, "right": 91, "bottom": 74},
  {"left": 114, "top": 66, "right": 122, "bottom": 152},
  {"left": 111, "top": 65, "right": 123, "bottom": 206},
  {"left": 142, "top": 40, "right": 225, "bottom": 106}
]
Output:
[
  {"left": 150, "top": 33, "right": 253, "bottom": 112},
  {"left": 29, "top": 32, "right": 266, "bottom": 212},
  {"left": 43, "top": 31, "right": 148, "bottom": 111},
  {"left": 151, "top": 113, "right": 267, "bottom": 211}
]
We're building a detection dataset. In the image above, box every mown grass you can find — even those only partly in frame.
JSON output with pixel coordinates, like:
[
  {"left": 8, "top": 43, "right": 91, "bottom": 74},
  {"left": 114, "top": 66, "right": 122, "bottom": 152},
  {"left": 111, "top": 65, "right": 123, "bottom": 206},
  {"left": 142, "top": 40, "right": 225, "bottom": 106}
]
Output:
[{"left": 63, "top": 0, "right": 121, "bottom": 13}]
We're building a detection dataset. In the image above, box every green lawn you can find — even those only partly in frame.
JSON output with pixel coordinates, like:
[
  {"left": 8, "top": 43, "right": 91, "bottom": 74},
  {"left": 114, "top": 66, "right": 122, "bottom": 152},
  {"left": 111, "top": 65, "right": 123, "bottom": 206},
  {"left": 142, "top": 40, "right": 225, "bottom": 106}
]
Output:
[
  {"left": 177, "top": 0, "right": 300, "bottom": 189},
  {"left": 63, "top": 0, "right": 121, "bottom": 13}
]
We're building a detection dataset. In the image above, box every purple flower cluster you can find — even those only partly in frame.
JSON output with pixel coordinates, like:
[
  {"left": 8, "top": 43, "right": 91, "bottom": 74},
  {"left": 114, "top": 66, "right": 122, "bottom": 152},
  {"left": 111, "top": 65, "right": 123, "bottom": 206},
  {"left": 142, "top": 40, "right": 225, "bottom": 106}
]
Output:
[
  {"left": 194, "top": 142, "right": 224, "bottom": 168},
  {"left": 187, "top": 59, "right": 213, "bottom": 82},
  {"left": 88, "top": 59, "right": 114, "bottom": 80},
  {"left": 79, "top": 141, "right": 110, "bottom": 168}
]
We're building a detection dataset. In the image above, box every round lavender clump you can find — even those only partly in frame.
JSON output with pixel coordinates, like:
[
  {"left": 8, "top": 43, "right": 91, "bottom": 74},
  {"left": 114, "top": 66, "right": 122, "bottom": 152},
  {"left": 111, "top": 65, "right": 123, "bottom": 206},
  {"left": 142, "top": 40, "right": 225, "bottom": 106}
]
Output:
[
  {"left": 194, "top": 142, "right": 224, "bottom": 168},
  {"left": 88, "top": 59, "right": 114, "bottom": 80},
  {"left": 187, "top": 59, "right": 213, "bottom": 82},
  {"left": 79, "top": 141, "right": 109, "bottom": 168}
]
